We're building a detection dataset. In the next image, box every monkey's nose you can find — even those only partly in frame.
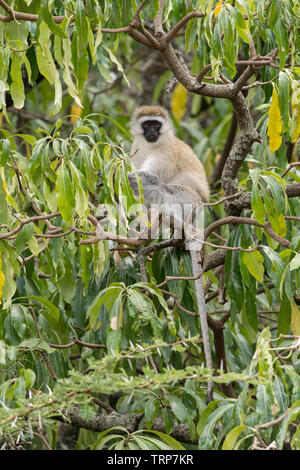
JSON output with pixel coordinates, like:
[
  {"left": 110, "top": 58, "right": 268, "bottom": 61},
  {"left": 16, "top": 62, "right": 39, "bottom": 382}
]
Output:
[{"left": 146, "top": 132, "right": 159, "bottom": 142}]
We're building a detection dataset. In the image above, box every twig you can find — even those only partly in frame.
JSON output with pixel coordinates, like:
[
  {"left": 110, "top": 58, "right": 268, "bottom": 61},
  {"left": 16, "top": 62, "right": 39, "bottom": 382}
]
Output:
[
  {"left": 48, "top": 337, "right": 106, "bottom": 350},
  {"left": 242, "top": 74, "right": 279, "bottom": 90},
  {"left": 0, "top": 213, "right": 60, "bottom": 240},
  {"left": 154, "top": 247, "right": 207, "bottom": 289},
  {"left": 166, "top": 10, "right": 205, "bottom": 43},
  {"left": 281, "top": 162, "right": 300, "bottom": 178},
  {"left": 256, "top": 408, "right": 290, "bottom": 430},
  {"left": 205, "top": 215, "right": 290, "bottom": 248},
  {"left": 93, "top": 398, "right": 115, "bottom": 414},
  {"left": 0, "top": 0, "right": 65, "bottom": 23},
  {"left": 35, "top": 427, "right": 52, "bottom": 450},
  {"left": 160, "top": 289, "right": 196, "bottom": 316},
  {"left": 204, "top": 240, "right": 260, "bottom": 252},
  {"left": 38, "top": 350, "right": 58, "bottom": 381}
]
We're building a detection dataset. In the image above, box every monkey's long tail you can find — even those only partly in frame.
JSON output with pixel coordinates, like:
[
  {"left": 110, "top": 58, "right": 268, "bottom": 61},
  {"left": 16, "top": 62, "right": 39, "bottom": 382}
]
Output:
[{"left": 190, "top": 250, "right": 214, "bottom": 404}]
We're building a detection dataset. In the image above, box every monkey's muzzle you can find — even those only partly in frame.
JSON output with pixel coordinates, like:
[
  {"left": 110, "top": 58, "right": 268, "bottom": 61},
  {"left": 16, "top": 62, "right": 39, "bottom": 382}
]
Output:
[{"left": 144, "top": 130, "right": 159, "bottom": 142}]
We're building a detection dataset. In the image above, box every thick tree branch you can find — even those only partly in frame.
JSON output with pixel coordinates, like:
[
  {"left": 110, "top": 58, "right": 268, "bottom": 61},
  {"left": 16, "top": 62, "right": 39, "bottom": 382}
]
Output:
[
  {"left": 58, "top": 409, "right": 195, "bottom": 444},
  {"left": 153, "top": 0, "right": 165, "bottom": 37},
  {"left": 210, "top": 113, "right": 237, "bottom": 188},
  {"left": 226, "top": 183, "right": 300, "bottom": 214},
  {"left": 221, "top": 92, "right": 260, "bottom": 203}
]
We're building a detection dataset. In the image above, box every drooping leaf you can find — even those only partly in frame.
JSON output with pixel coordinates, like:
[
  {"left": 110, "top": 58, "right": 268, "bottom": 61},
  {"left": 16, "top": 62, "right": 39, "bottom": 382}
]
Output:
[
  {"left": 242, "top": 250, "right": 265, "bottom": 283},
  {"left": 267, "top": 85, "right": 282, "bottom": 153},
  {"left": 171, "top": 83, "right": 188, "bottom": 122},
  {"left": 41, "top": 1, "right": 67, "bottom": 38},
  {"left": 291, "top": 299, "right": 300, "bottom": 336},
  {"left": 0, "top": 248, "right": 5, "bottom": 304},
  {"left": 55, "top": 160, "right": 75, "bottom": 225}
]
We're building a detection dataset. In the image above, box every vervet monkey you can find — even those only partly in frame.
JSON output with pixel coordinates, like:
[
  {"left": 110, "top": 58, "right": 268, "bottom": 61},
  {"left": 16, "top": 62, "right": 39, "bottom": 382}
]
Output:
[{"left": 129, "top": 105, "right": 213, "bottom": 402}]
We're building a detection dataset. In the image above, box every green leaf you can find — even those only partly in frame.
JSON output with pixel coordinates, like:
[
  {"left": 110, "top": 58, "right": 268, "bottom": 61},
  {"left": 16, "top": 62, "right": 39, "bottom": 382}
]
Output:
[
  {"left": 274, "top": 19, "right": 289, "bottom": 69},
  {"left": 0, "top": 175, "right": 7, "bottom": 224},
  {"left": 242, "top": 250, "right": 265, "bottom": 283},
  {"left": 226, "top": 4, "right": 251, "bottom": 44},
  {"left": 14, "top": 134, "right": 36, "bottom": 145},
  {"left": 222, "top": 425, "right": 250, "bottom": 450},
  {"left": 198, "top": 403, "right": 234, "bottom": 450},
  {"left": 278, "top": 294, "right": 291, "bottom": 335},
  {"left": 102, "top": 45, "right": 129, "bottom": 87},
  {"left": 21, "top": 368, "right": 36, "bottom": 388},
  {"left": 268, "top": 0, "right": 282, "bottom": 30},
  {"left": 291, "top": 299, "right": 300, "bottom": 336},
  {"left": 145, "top": 399, "right": 158, "bottom": 427},
  {"left": 68, "top": 161, "right": 89, "bottom": 218},
  {"left": 62, "top": 36, "right": 82, "bottom": 107},
  {"left": 290, "top": 253, "right": 300, "bottom": 271},
  {"left": 15, "top": 223, "right": 34, "bottom": 255},
  {"left": 41, "top": 1, "right": 67, "bottom": 38},
  {"left": 28, "top": 234, "right": 39, "bottom": 257},
  {"left": 278, "top": 72, "right": 290, "bottom": 132},
  {"left": 225, "top": 227, "right": 244, "bottom": 311},
  {"left": 90, "top": 426, "right": 128, "bottom": 450},
  {"left": 19, "top": 338, "right": 55, "bottom": 354},
  {"left": 73, "top": 126, "right": 93, "bottom": 135},
  {"left": 260, "top": 185, "right": 286, "bottom": 237},
  {"left": 36, "top": 21, "right": 62, "bottom": 115},
  {"left": 87, "top": 284, "right": 123, "bottom": 329},
  {"left": 167, "top": 395, "right": 190, "bottom": 423},
  {"left": 0, "top": 340, "right": 5, "bottom": 364},
  {"left": 25, "top": 296, "right": 60, "bottom": 321},
  {"left": 55, "top": 160, "right": 75, "bottom": 225},
  {"left": 185, "top": 18, "right": 198, "bottom": 54},
  {"left": 262, "top": 246, "right": 285, "bottom": 280},
  {"left": 106, "top": 329, "right": 122, "bottom": 354},
  {"left": 10, "top": 53, "right": 25, "bottom": 109},
  {"left": 0, "top": 138, "right": 10, "bottom": 166},
  {"left": 0, "top": 244, "right": 16, "bottom": 308},
  {"left": 145, "top": 431, "right": 185, "bottom": 450},
  {"left": 71, "top": 0, "right": 89, "bottom": 89},
  {"left": 10, "top": 304, "right": 26, "bottom": 338},
  {"left": 58, "top": 253, "right": 76, "bottom": 303},
  {"left": 277, "top": 401, "right": 300, "bottom": 449},
  {"left": 250, "top": 168, "right": 265, "bottom": 224}
]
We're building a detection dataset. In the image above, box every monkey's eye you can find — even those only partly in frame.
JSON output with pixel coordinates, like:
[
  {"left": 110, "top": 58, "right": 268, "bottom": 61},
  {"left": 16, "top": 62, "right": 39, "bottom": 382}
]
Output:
[
  {"left": 142, "top": 120, "right": 162, "bottom": 131},
  {"left": 141, "top": 120, "right": 152, "bottom": 129}
]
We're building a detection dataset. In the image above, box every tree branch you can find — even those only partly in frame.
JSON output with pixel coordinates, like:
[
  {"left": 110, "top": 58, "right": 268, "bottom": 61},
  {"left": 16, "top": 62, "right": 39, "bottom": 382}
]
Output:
[
  {"left": 210, "top": 112, "right": 237, "bottom": 188},
  {"left": 0, "top": 0, "right": 65, "bottom": 23},
  {"left": 205, "top": 215, "right": 290, "bottom": 248},
  {"left": 166, "top": 10, "right": 205, "bottom": 42},
  {"left": 57, "top": 408, "right": 195, "bottom": 444}
]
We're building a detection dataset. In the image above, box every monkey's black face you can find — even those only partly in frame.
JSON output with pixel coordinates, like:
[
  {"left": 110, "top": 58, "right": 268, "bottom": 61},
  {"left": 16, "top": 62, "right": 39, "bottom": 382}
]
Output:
[{"left": 141, "top": 120, "right": 162, "bottom": 143}]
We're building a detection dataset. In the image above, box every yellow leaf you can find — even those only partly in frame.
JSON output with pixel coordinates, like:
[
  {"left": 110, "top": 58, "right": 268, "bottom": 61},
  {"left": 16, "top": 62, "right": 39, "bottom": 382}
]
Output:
[
  {"left": 214, "top": 1, "right": 223, "bottom": 17},
  {"left": 70, "top": 102, "right": 83, "bottom": 125},
  {"left": 0, "top": 252, "right": 5, "bottom": 304},
  {"left": 291, "top": 111, "right": 300, "bottom": 142},
  {"left": 291, "top": 299, "right": 300, "bottom": 336},
  {"left": 267, "top": 86, "right": 282, "bottom": 153},
  {"left": 171, "top": 83, "right": 188, "bottom": 122},
  {"left": 291, "top": 79, "right": 300, "bottom": 142}
]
